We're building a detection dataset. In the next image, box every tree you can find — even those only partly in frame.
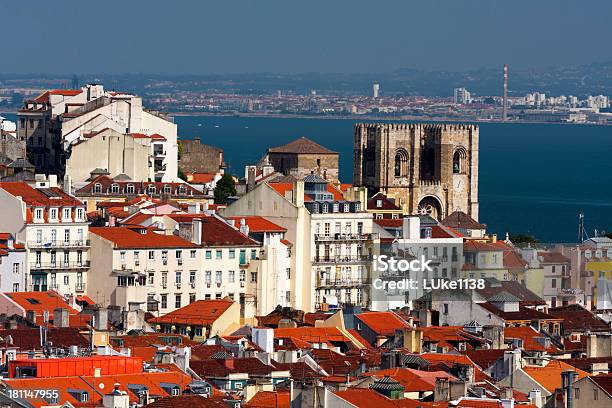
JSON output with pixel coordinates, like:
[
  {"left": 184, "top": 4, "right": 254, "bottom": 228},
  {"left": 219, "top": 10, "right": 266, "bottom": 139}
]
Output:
[
  {"left": 508, "top": 233, "right": 539, "bottom": 244},
  {"left": 177, "top": 168, "right": 187, "bottom": 181},
  {"left": 214, "top": 174, "right": 236, "bottom": 204}
]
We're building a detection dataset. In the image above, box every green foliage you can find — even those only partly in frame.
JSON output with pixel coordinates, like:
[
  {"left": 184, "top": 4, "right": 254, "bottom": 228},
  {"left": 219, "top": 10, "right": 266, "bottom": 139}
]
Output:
[
  {"left": 214, "top": 174, "right": 236, "bottom": 204},
  {"left": 508, "top": 233, "right": 539, "bottom": 244},
  {"left": 177, "top": 141, "right": 184, "bottom": 160},
  {"left": 177, "top": 168, "right": 187, "bottom": 181}
]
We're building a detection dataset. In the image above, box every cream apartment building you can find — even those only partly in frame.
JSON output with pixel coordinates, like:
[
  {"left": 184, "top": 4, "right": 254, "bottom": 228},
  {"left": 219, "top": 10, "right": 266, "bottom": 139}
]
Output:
[
  {"left": 18, "top": 84, "right": 178, "bottom": 182},
  {"left": 222, "top": 175, "right": 376, "bottom": 312},
  {"left": 0, "top": 178, "right": 90, "bottom": 295}
]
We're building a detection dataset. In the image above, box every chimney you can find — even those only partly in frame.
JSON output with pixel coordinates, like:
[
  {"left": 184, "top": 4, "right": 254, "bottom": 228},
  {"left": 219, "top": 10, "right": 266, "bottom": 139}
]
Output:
[
  {"left": 293, "top": 180, "right": 304, "bottom": 207},
  {"left": 403, "top": 216, "right": 420, "bottom": 239},
  {"left": 53, "top": 308, "right": 69, "bottom": 328},
  {"left": 491, "top": 233, "right": 497, "bottom": 243},
  {"left": 48, "top": 175, "right": 58, "bottom": 188},
  {"left": 434, "top": 378, "right": 450, "bottom": 402},
  {"left": 500, "top": 387, "right": 513, "bottom": 400},
  {"left": 239, "top": 218, "right": 249, "bottom": 236},
  {"left": 562, "top": 370, "right": 577, "bottom": 408},
  {"left": 247, "top": 167, "right": 256, "bottom": 192},
  {"left": 194, "top": 137, "right": 200, "bottom": 144},
  {"left": 93, "top": 308, "right": 108, "bottom": 331},
  {"left": 102, "top": 383, "right": 129, "bottom": 408},
  {"left": 528, "top": 389, "right": 542, "bottom": 408},
  {"left": 223, "top": 357, "right": 235, "bottom": 370},
  {"left": 504, "top": 349, "right": 521, "bottom": 378},
  {"left": 26, "top": 310, "right": 36, "bottom": 323},
  {"left": 192, "top": 219, "right": 202, "bottom": 245}
]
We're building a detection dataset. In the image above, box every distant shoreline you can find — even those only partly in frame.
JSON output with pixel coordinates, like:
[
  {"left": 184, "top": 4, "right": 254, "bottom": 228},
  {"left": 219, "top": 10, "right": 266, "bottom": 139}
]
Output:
[{"left": 167, "top": 111, "right": 610, "bottom": 126}]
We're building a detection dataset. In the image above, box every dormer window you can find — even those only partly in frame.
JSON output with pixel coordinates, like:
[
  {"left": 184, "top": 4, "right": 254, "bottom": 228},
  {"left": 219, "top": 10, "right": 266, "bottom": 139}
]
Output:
[
  {"left": 178, "top": 185, "right": 186, "bottom": 195},
  {"left": 63, "top": 208, "right": 71, "bottom": 220},
  {"left": 34, "top": 208, "right": 43, "bottom": 220},
  {"left": 110, "top": 183, "right": 120, "bottom": 194},
  {"left": 49, "top": 208, "right": 58, "bottom": 220},
  {"left": 147, "top": 185, "right": 156, "bottom": 195},
  {"left": 333, "top": 203, "right": 339, "bottom": 212},
  {"left": 376, "top": 199, "right": 383, "bottom": 208},
  {"left": 93, "top": 183, "right": 102, "bottom": 194},
  {"left": 322, "top": 203, "right": 328, "bottom": 214},
  {"left": 344, "top": 203, "right": 350, "bottom": 213},
  {"left": 163, "top": 185, "right": 172, "bottom": 194},
  {"left": 355, "top": 202, "right": 361, "bottom": 211},
  {"left": 126, "top": 184, "right": 135, "bottom": 194},
  {"left": 76, "top": 208, "right": 84, "bottom": 221}
]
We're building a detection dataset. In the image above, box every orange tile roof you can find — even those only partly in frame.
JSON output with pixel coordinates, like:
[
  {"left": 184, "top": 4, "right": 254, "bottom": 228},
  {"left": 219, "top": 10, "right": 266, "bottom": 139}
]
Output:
[
  {"left": 244, "top": 390, "right": 291, "bottom": 408},
  {"left": 274, "top": 327, "right": 352, "bottom": 346},
  {"left": 150, "top": 299, "right": 234, "bottom": 326},
  {"left": 90, "top": 226, "right": 197, "bottom": 249},
  {"left": 334, "top": 388, "right": 425, "bottom": 407},
  {"left": 504, "top": 326, "right": 560, "bottom": 353},
  {"left": 355, "top": 311, "right": 412, "bottom": 336},
  {"left": 268, "top": 182, "right": 294, "bottom": 198},
  {"left": 5, "top": 291, "right": 80, "bottom": 324},
  {"left": 189, "top": 172, "right": 216, "bottom": 183},
  {"left": 227, "top": 216, "right": 287, "bottom": 233},
  {"left": 0, "top": 182, "right": 83, "bottom": 208},
  {"left": 362, "top": 367, "right": 456, "bottom": 392},
  {"left": 347, "top": 329, "right": 372, "bottom": 349},
  {"left": 522, "top": 360, "right": 588, "bottom": 392}
]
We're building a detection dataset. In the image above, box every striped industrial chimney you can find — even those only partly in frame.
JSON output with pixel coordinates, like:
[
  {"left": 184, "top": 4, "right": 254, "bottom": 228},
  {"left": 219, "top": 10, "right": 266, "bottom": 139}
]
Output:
[{"left": 503, "top": 64, "right": 508, "bottom": 121}]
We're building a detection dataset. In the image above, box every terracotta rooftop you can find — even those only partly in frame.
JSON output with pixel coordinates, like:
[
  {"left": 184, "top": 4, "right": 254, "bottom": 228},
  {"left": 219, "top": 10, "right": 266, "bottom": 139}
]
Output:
[
  {"left": 355, "top": 311, "right": 412, "bottom": 337},
  {"left": 150, "top": 299, "right": 234, "bottom": 326},
  {"left": 226, "top": 216, "right": 287, "bottom": 233},
  {"left": 442, "top": 210, "right": 487, "bottom": 230},
  {"left": 547, "top": 304, "right": 610, "bottom": 333},
  {"left": 504, "top": 326, "right": 560, "bottom": 353},
  {"left": 268, "top": 137, "right": 337, "bottom": 155},
  {"left": 90, "top": 227, "right": 197, "bottom": 249},
  {"left": 244, "top": 390, "right": 290, "bottom": 408},
  {"left": 522, "top": 360, "right": 588, "bottom": 392}
]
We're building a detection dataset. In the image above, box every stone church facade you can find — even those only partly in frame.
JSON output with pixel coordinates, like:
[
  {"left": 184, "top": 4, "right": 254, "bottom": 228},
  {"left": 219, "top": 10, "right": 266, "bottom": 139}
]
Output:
[{"left": 353, "top": 123, "right": 479, "bottom": 221}]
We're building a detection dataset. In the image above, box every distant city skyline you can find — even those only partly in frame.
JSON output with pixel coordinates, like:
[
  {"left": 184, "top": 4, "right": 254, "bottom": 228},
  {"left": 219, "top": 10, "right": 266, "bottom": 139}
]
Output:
[{"left": 0, "top": 1, "right": 611, "bottom": 75}]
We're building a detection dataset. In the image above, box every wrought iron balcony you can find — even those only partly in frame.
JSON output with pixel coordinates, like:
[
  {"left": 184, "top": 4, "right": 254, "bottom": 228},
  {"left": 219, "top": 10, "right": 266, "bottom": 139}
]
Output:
[{"left": 28, "top": 240, "right": 90, "bottom": 249}]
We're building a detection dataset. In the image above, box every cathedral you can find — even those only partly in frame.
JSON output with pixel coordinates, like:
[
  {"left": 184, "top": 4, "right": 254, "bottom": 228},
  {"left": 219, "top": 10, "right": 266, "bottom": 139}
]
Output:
[{"left": 353, "top": 123, "right": 479, "bottom": 221}]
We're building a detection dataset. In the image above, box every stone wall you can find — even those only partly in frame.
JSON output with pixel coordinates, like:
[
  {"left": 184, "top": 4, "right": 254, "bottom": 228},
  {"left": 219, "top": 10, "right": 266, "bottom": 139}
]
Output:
[
  {"left": 179, "top": 138, "right": 224, "bottom": 174},
  {"left": 354, "top": 123, "right": 479, "bottom": 220}
]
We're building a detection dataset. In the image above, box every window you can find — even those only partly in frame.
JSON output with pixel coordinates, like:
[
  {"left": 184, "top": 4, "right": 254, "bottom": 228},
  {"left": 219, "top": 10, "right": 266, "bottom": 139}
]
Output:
[
  {"left": 12, "top": 283, "right": 19, "bottom": 292},
  {"left": 251, "top": 249, "right": 257, "bottom": 260},
  {"left": 229, "top": 271, "right": 235, "bottom": 283},
  {"left": 148, "top": 272, "right": 154, "bottom": 285},
  {"left": 134, "top": 251, "right": 140, "bottom": 264},
  {"left": 574, "top": 388, "right": 580, "bottom": 399},
  {"left": 205, "top": 271, "right": 212, "bottom": 284},
  {"left": 178, "top": 185, "right": 187, "bottom": 195},
  {"left": 189, "top": 271, "right": 196, "bottom": 285},
  {"left": 63, "top": 251, "right": 69, "bottom": 266},
  {"left": 229, "top": 249, "right": 235, "bottom": 259},
  {"left": 594, "top": 389, "right": 598, "bottom": 401},
  {"left": 176, "top": 250, "right": 182, "bottom": 260},
  {"left": 110, "top": 184, "right": 120, "bottom": 194},
  {"left": 175, "top": 294, "right": 181, "bottom": 309},
  {"left": 376, "top": 199, "right": 383, "bottom": 208},
  {"left": 240, "top": 270, "right": 246, "bottom": 282},
  {"left": 161, "top": 251, "right": 168, "bottom": 264},
  {"left": 394, "top": 149, "right": 409, "bottom": 177},
  {"left": 453, "top": 148, "right": 466, "bottom": 174},
  {"left": 552, "top": 279, "right": 557, "bottom": 288},
  {"left": 355, "top": 202, "right": 361, "bottom": 211},
  {"left": 175, "top": 271, "right": 182, "bottom": 284},
  {"left": 50, "top": 208, "right": 58, "bottom": 220},
  {"left": 12, "top": 263, "right": 19, "bottom": 274},
  {"left": 160, "top": 294, "right": 167, "bottom": 309},
  {"left": 322, "top": 203, "right": 328, "bottom": 214},
  {"left": 147, "top": 185, "right": 156, "bottom": 195},
  {"left": 215, "top": 271, "right": 222, "bottom": 284},
  {"left": 126, "top": 184, "right": 135, "bottom": 194},
  {"left": 35, "top": 208, "right": 43, "bottom": 220},
  {"left": 64, "top": 229, "right": 70, "bottom": 243},
  {"left": 216, "top": 250, "right": 222, "bottom": 260},
  {"left": 64, "top": 275, "right": 69, "bottom": 285},
  {"left": 163, "top": 185, "right": 172, "bottom": 194},
  {"left": 63, "top": 208, "right": 71, "bottom": 220},
  {"left": 286, "top": 291, "right": 291, "bottom": 303},
  {"left": 190, "top": 250, "right": 197, "bottom": 259},
  {"left": 443, "top": 303, "right": 449, "bottom": 315},
  {"left": 149, "top": 251, "right": 155, "bottom": 260},
  {"left": 93, "top": 183, "right": 102, "bottom": 194},
  {"left": 286, "top": 268, "right": 291, "bottom": 279},
  {"left": 205, "top": 250, "right": 212, "bottom": 259},
  {"left": 189, "top": 293, "right": 196, "bottom": 303},
  {"left": 162, "top": 272, "right": 168, "bottom": 288},
  {"left": 120, "top": 251, "right": 126, "bottom": 263},
  {"left": 357, "top": 222, "right": 363, "bottom": 234},
  {"left": 215, "top": 293, "right": 222, "bottom": 300},
  {"left": 333, "top": 203, "right": 339, "bottom": 212},
  {"left": 251, "top": 272, "right": 257, "bottom": 283}
]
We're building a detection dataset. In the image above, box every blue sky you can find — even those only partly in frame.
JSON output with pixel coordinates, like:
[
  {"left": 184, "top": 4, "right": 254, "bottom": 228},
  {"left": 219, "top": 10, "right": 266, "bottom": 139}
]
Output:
[{"left": 1, "top": 0, "right": 610, "bottom": 74}]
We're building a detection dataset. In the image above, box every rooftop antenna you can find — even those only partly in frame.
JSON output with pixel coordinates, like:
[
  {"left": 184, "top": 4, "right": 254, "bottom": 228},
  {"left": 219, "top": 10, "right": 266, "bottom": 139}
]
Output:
[{"left": 578, "top": 212, "right": 589, "bottom": 242}]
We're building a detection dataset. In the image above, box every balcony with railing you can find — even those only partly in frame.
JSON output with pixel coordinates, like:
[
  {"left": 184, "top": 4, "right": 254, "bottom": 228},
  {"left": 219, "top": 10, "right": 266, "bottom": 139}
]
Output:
[
  {"left": 75, "top": 282, "right": 86, "bottom": 292},
  {"left": 30, "top": 261, "right": 91, "bottom": 270},
  {"left": 316, "top": 278, "right": 370, "bottom": 288},
  {"left": 314, "top": 233, "right": 379, "bottom": 243},
  {"left": 28, "top": 240, "right": 91, "bottom": 249},
  {"left": 313, "top": 255, "right": 373, "bottom": 265}
]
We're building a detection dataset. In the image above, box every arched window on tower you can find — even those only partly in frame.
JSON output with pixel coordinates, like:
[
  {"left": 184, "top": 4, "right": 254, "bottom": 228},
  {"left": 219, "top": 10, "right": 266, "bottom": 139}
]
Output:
[
  {"left": 394, "top": 149, "right": 409, "bottom": 178},
  {"left": 453, "top": 148, "right": 467, "bottom": 174}
]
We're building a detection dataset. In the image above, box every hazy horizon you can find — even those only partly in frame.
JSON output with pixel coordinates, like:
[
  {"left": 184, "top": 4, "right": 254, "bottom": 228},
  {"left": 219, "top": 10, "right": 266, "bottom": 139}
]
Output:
[{"left": 1, "top": 1, "right": 610, "bottom": 75}]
